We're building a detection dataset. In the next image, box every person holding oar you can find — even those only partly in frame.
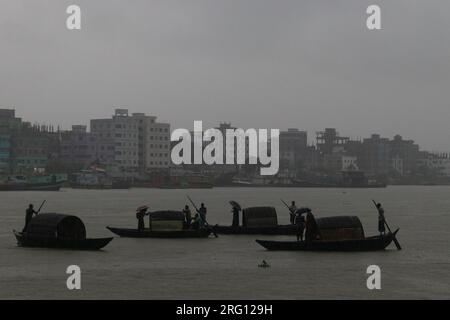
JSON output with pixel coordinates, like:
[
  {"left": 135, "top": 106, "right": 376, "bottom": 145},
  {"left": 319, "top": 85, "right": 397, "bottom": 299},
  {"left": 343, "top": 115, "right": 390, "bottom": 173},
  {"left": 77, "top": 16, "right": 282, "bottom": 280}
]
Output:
[
  {"left": 186, "top": 196, "right": 218, "bottom": 237},
  {"left": 375, "top": 203, "right": 386, "bottom": 235},
  {"left": 281, "top": 199, "right": 310, "bottom": 241},
  {"left": 136, "top": 205, "right": 149, "bottom": 231},
  {"left": 372, "top": 200, "right": 402, "bottom": 250},
  {"left": 289, "top": 201, "right": 297, "bottom": 224},
  {"left": 23, "top": 200, "right": 46, "bottom": 232}
]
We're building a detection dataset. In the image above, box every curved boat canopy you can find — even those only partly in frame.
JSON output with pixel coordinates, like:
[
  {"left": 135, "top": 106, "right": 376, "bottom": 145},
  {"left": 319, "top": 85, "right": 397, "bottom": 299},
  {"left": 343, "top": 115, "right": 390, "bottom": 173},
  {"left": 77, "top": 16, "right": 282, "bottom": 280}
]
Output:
[
  {"left": 26, "top": 213, "right": 86, "bottom": 240},
  {"left": 150, "top": 211, "right": 185, "bottom": 221},
  {"left": 315, "top": 216, "right": 365, "bottom": 240},
  {"left": 149, "top": 211, "right": 185, "bottom": 231},
  {"left": 242, "top": 207, "right": 278, "bottom": 228}
]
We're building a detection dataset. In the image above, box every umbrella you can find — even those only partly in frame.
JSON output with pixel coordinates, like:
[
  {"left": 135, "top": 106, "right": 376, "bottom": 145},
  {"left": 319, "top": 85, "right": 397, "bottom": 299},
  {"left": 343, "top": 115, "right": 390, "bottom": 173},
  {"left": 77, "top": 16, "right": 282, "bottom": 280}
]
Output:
[
  {"left": 229, "top": 200, "right": 241, "bottom": 211},
  {"left": 136, "top": 205, "right": 149, "bottom": 212}
]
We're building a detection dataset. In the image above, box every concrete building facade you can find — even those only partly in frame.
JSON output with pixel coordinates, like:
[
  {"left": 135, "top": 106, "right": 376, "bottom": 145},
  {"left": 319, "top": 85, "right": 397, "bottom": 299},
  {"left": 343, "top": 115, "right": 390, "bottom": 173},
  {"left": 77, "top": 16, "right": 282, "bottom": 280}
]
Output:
[
  {"left": 279, "top": 129, "right": 308, "bottom": 171},
  {"left": 60, "top": 125, "right": 100, "bottom": 170},
  {"left": 0, "top": 109, "right": 22, "bottom": 171},
  {"left": 90, "top": 109, "right": 170, "bottom": 176}
]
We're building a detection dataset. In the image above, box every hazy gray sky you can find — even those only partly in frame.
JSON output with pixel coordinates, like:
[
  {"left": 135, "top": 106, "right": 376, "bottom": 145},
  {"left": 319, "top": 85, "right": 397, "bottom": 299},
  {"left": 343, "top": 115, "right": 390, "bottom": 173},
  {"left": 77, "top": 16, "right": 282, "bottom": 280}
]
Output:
[{"left": 0, "top": 0, "right": 449, "bottom": 151}]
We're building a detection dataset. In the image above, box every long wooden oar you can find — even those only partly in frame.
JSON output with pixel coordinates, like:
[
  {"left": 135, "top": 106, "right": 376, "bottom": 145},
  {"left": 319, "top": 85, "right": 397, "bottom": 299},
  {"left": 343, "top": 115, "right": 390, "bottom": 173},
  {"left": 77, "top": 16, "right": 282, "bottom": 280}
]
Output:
[
  {"left": 280, "top": 199, "right": 295, "bottom": 214},
  {"left": 372, "top": 200, "right": 402, "bottom": 250},
  {"left": 281, "top": 199, "right": 297, "bottom": 226},
  {"left": 36, "top": 200, "right": 46, "bottom": 213}
]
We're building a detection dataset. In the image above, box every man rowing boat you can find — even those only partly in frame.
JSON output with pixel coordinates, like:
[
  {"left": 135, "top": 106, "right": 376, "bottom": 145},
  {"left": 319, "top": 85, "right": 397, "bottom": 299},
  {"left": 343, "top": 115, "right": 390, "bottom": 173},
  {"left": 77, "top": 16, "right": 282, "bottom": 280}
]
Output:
[
  {"left": 23, "top": 204, "right": 38, "bottom": 232},
  {"left": 375, "top": 202, "right": 386, "bottom": 235},
  {"left": 289, "top": 201, "right": 298, "bottom": 224}
]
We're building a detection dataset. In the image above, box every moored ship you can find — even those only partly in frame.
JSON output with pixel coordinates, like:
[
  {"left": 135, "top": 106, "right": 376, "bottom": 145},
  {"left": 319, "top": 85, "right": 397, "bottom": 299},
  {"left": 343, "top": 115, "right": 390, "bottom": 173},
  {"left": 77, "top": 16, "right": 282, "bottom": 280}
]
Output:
[{"left": 0, "top": 174, "right": 67, "bottom": 191}]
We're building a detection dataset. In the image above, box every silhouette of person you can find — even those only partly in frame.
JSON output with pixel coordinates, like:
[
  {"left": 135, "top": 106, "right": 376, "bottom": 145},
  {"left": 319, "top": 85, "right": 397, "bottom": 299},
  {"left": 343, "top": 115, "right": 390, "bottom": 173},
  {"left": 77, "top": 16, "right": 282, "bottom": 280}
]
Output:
[
  {"left": 198, "top": 203, "right": 207, "bottom": 225},
  {"left": 294, "top": 209, "right": 307, "bottom": 242},
  {"left": 376, "top": 203, "right": 386, "bottom": 235},
  {"left": 23, "top": 204, "right": 38, "bottom": 232},
  {"left": 136, "top": 207, "right": 148, "bottom": 231},
  {"left": 183, "top": 205, "right": 192, "bottom": 227},
  {"left": 289, "top": 201, "right": 298, "bottom": 224},
  {"left": 232, "top": 206, "right": 240, "bottom": 227}
]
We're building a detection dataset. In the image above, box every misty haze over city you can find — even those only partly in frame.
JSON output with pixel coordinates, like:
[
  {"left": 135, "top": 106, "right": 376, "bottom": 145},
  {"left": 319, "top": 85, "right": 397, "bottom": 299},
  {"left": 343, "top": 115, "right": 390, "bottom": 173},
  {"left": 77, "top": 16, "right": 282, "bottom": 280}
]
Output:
[{"left": 1, "top": 0, "right": 449, "bottom": 151}]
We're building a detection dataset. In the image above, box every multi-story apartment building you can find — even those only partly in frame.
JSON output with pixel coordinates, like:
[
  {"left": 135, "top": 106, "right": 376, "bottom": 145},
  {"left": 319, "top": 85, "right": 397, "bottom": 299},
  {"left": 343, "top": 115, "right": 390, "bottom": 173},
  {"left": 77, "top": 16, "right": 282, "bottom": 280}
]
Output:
[
  {"left": 91, "top": 109, "right": 140, "bottom": 175},
  {"left": 0, "top": 109, "right": 22, "bottom": 171},
  {"left": 417, "top": 152, "right": 450, "bottom": 177},
  {"left": 10, "top": 122, "right": 60, "bottom": 173},
  {"left": 316, "top": 128, "right": 350, "bottom": 156},
  {"left": 358, "top": 134, "right": 391, "bottom": 176},
  {"left": 279, "top": 128, "right": 308, "bottom": 171},
  {"left": 389, "top": 134, "right": 420, "bottom": 175},
  {"left": 60, "top": 125, "right": 101, "bottom": 170},
  {"left": 323, "top": 153, "right": 359, "bottom": 173},
  {"left": 90, "top": 109, "right": 170, "bottom": 176},
  {"left": 138, "top": 113, "right": 171, "bottom": 171}
]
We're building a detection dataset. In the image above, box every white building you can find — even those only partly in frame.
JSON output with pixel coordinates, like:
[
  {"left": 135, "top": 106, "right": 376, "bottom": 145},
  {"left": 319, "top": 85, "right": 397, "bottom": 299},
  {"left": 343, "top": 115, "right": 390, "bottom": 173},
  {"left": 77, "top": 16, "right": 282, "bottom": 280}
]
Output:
[
  {"left": 417, "top": 153, "right": 450, "bottom": 177},
  {"left": 91, "top": 109, "right": 170, "bottom": 176},
  {"left": 391, "top": 156, "right": 404, "bottom": 176},
  {"left": 342, "top": 155, "right": 358, "bottom": 171},
  {"left": 324, "top": 153, "right": 358, "bottom": 172},
  {"left": 140, "top": 114, "right": 171, "bottom": 171}
]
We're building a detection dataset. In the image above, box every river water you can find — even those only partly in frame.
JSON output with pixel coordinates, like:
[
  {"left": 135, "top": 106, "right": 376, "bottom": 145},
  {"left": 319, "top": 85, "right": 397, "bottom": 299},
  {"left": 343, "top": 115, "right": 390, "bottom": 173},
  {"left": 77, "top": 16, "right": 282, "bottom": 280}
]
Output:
[{"left": 0, "top": 186, "right": 449, "bottom": 299}]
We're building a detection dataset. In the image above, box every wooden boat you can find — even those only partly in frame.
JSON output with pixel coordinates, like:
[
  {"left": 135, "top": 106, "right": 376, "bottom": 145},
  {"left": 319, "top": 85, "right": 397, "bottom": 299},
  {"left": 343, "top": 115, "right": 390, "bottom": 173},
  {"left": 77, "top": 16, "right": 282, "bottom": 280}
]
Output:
[
  {"left": 213, "top": 224, "right": 296, "bottom": 235},
  {"left": 106, "top": 226, "right": 212, "bottom": 238},
  {"left": 256, "top": 213, "right": 400, "bottom": 252},
  {"left": 255, "top": 230, "right": 398, "bottom": 252},
  {"left": 13, "top": 213, "right": 112, "bottom": 250},
  {"left": 14, "top": 230, "right": 112, "bottom": 250},
  {"left": 106, "top": 210, "right": 215, "bottom": 238}
]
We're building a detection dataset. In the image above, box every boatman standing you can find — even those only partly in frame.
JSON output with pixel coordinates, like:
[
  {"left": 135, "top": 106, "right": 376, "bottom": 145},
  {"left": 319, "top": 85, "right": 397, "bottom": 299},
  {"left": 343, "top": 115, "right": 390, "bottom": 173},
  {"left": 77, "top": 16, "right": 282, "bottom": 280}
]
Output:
[
  {"left": 136, "top": 206, "right": 149, "bottom": 231},
  {"left": 231, "top": 206, "right": 240, "bottom": 227},
  {"left": 294, "top": 208, "right": 308, "bottom": 242},
  {"left": 191, "top": 213, "right": 202, "bottom": 229},
  {"left": 23, "top": 204, "right": 38, "bottom": 232},
  {"left": 183, "top": 205, "right": 192, "bottom": 228},
  {"left": 305, "top": 210, "right": 319, "bottom": 242},
  {"left": 199, "top": 203, "right": 207, "bottom": 225},
  {"left": 376, "top": 203, "right": 386, "bottom": 235},
  {"left": 289, "top": 201, "right": 298, "bottom": 224}
]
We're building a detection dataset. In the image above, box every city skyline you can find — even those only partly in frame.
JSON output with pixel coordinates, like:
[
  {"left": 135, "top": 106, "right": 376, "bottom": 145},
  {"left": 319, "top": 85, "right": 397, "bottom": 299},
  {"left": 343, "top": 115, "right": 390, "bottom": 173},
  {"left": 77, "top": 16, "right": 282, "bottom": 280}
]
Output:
[{"left": 1, "top": 106, "right": 449, "bottom": 155}]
